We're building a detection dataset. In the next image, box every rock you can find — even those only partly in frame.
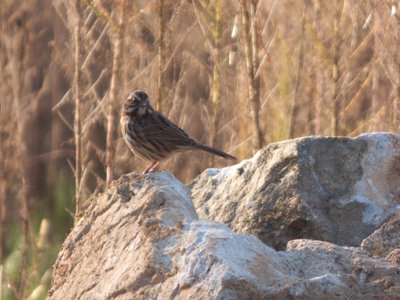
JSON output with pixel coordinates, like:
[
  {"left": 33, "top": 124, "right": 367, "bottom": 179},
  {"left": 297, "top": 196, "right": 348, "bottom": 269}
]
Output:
[
  {"left": 48, "top": 172, "right": 400, "bottom": 300},
  {"left": 48, "top": 172, "right": 198, "bottom": 300},
  {"left": 282, "top": 239, "right": 400, "bottom": 299},
  {"left": 361, "top": 213, "right": 400, "bottom": 259},
  {"left": 189, "top": 133, "right": 400, "bottom": 250},
  {"left": 386, "top": 249, "right": 400, "bottom": 265}
]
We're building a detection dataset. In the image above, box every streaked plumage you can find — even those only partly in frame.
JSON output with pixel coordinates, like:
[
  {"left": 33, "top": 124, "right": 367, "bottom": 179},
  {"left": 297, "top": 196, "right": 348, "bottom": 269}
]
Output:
[{"left": 120, "top": 90, "right": 235, "bottom": 174}]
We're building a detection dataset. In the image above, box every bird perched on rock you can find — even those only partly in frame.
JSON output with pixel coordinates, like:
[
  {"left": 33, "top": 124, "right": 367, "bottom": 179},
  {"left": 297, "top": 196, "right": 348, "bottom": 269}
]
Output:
[{"left": 120, "top": 90, "right": 236, "bottom": 175}]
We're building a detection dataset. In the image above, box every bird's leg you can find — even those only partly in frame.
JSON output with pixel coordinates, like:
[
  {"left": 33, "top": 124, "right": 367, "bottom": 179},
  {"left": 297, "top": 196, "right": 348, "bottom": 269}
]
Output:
[
  {"left": 146, "top": 161, "right": 160, "bottom": 173},
  {"left": 143, "top": 161, "right": 159, "bottom": 174},
  {"left": 134, "top": 161, "right": 160, "bottom": 181}
]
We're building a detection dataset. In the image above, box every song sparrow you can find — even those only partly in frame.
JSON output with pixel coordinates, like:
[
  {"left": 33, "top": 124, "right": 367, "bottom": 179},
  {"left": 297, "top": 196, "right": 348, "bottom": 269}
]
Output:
[{"left": 121, "top": 90, "right": 236, "bottom": 174}]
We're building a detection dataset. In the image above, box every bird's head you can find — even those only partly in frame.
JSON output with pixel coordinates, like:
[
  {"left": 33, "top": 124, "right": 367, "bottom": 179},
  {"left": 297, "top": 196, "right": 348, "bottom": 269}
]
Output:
[{"left": 123, "top": 90, "right": 152, "bottom": 116}]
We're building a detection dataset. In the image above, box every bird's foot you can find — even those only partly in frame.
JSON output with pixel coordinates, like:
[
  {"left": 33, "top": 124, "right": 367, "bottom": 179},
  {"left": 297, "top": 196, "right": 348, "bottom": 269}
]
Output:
[
  {"left": 133, "top": 162, "right": 160, "bottom": 181},
  {"left": 145, "top": 161, "right": 160, "bottom": 173}
]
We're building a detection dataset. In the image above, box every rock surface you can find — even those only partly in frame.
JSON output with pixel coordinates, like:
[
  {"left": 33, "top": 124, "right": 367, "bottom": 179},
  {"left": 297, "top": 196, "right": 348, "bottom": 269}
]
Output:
[
  {"left": 361, "top": 213, "right": 400, "bottom": 263},
  {"left": 48, "top": 171, "right": 400, "bottom": 300},
  {"left": 190, "top": 133, "right": 400, "bottom": 250}
]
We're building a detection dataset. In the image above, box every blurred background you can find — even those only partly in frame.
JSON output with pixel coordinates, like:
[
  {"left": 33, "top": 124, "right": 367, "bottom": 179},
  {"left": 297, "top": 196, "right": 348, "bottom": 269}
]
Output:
[{"left": 1, "top": 0, "right": 399, "bottom": 298}]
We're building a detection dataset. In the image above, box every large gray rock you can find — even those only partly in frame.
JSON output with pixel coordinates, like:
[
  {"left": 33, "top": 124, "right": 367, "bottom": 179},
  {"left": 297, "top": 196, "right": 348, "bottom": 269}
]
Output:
[
  {"left": 48, "top": 172, "right": 400, "bottom": 300},
  {"left": 282, "top": 239, "right": 400, "bottom": 299},
  {"left": 190, "top": 133, "right": 400, "bottom": 250},
  {"left": 361, "top": 213, "right": 400, "bottom": 263}
]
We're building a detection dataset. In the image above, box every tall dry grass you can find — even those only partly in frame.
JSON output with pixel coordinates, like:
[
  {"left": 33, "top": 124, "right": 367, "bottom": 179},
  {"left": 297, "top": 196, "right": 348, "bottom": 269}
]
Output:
[{"left": 1, "top": 0, "right": 399, "bottom": 298}]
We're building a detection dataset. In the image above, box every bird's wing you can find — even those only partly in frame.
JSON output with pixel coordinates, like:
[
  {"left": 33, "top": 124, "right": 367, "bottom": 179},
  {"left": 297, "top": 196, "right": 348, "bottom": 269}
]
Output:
[{"left": 141, "top": 111, "right": 196, "bottom": 147}]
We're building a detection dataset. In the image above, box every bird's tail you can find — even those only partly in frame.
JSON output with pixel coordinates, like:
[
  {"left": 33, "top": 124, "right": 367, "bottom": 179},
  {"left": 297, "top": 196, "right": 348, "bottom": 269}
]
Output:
[{"left": 192, "top": 143, "right": 236, "bottom": 160}]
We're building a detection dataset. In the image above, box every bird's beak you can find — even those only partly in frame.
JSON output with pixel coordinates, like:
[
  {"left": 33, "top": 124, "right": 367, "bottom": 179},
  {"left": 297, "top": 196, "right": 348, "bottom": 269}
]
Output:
[{"left": 140, "top": 99, "right": 148, "bottom": 107}]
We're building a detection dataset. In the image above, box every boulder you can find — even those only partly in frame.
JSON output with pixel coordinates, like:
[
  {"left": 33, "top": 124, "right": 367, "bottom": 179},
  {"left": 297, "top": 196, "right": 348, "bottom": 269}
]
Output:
[
  {"left": 361, "top": 213, "right": 400, "bottom": 263},
  {"left": 282, "top": 239, "right": 400, "bottom": 299},
  {"left": 190, "top": 133, "right": 400, "bottom": 250},
  {"left": 48, "top": 172, "right": 400, "bottom": 300}
]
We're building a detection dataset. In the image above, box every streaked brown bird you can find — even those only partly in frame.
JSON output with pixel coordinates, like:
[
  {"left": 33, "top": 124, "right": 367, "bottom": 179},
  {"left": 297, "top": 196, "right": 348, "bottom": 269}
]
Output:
[{"left": 120, "top": 90, "right": 236, "bottom": 175}]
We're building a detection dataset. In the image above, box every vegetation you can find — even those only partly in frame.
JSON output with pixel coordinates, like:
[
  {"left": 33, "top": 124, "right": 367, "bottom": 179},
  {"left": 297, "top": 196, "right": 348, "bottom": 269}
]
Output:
[{"left": 1, "top": 0, "right": 399, "bottom": 298}]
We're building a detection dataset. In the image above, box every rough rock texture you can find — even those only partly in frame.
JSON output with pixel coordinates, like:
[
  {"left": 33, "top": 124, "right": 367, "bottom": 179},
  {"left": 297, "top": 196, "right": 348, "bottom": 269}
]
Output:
[
  {"left": 282, "top": 239, "right": 400, "bottom": 299},
  {"left": 190, "top": 133, "right": 400, "bottom": 250},
  {"left": 48, "top": 172, "right": 400, "bottom": 300},
  {"left": 361, "top": 213, "right": 400, "bottom": 263}
]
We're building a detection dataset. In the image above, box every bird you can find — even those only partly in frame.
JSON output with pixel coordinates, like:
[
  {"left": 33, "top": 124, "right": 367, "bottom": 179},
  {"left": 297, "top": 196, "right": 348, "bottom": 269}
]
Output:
[{"left": 120, "top": 90, "right": 236, "bottom": 175}]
